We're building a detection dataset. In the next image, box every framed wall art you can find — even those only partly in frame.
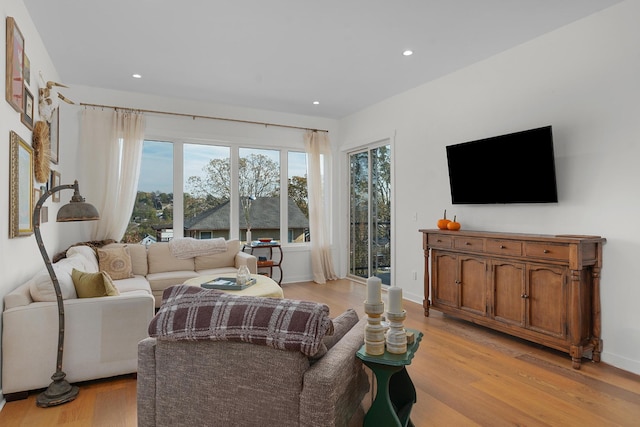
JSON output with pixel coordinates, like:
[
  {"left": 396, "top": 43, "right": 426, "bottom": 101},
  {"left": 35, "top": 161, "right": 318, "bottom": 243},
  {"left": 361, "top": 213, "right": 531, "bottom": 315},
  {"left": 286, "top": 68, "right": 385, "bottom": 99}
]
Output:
[
  {"left": 23, "top": 53, "right": 31, "bottom": 86},
  {"left": 50, "top": 107, "right": 59, "bottom": 164},
  {"left": 9, "top": 131, "right": 34, "bottom": 238},
  {"left": 21, "top": 86, "right": 34, "bottom": 130},
  {"left": 5, "top": 17, "right": 25, "bottom": 113},
  {"left": 51, "top": 170, "right": 61, "bottom": 202}
]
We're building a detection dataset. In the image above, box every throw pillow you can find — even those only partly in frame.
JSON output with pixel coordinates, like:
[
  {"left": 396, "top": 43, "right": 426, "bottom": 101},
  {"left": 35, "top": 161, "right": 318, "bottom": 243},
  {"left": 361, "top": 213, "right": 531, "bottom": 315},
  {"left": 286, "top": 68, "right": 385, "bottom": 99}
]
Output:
[
  {"left": 323, "top": 308, "right": 359, "bottom": 350},
  {"left": 71, "top": 268, "right": 120, "bottom": 298},
  {"left": 97, "top": 246, "right": 134, "bottom": 280}
]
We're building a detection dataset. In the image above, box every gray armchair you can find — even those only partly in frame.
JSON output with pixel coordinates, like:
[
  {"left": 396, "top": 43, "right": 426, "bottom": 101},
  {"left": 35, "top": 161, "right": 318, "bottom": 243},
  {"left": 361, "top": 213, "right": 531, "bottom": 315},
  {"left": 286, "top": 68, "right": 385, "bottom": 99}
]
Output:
[{"left": 137, "top": 285, "right": 369, "bottom": 427}]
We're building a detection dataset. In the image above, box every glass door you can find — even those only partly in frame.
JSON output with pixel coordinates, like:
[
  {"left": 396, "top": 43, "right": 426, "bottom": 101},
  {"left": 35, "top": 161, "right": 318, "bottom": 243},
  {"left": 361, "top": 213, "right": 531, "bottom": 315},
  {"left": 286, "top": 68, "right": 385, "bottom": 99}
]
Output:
[{"left": 349, "top": 143, "right": 391, "bottom": 285}]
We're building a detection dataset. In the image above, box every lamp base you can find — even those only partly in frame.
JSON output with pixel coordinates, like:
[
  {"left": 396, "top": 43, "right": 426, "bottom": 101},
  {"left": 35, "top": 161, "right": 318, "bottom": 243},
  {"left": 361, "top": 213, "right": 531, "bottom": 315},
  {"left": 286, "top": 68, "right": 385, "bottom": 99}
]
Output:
[{"left": 36, "top": 371, "right": 79, "bottom": 407}]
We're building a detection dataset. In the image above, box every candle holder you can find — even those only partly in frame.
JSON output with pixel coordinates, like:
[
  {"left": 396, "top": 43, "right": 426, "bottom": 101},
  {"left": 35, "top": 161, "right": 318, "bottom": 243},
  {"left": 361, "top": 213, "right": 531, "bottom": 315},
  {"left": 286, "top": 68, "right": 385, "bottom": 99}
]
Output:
[
  {"left": 364, "top": 301, "right": 385, "bottom": 355},
  {"left": 385, "top": 310, "right": 407, "bottom": 354}
]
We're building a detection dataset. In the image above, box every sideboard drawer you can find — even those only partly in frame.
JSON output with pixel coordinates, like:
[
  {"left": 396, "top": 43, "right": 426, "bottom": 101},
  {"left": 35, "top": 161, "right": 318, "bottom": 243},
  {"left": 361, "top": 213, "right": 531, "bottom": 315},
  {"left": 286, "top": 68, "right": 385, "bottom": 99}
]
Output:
[
  {"left": 453, "top": 237, "right": 484, "bottom": 252},
  {"left": 428, "top": 234, "right": 453, "bottom": 249},
  {"left": 524, "top": 242, "right": 570, "bottom": 261},
  {"left": 486, "top": 239, "right": 522, "bottom": 256}
]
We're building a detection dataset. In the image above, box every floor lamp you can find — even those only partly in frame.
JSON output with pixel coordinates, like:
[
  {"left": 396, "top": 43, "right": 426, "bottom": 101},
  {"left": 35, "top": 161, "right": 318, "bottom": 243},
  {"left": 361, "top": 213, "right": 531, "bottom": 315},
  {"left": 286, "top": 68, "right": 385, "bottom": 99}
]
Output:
[{"left": 32, "top": 180, "right": 100, "bottom": 407}]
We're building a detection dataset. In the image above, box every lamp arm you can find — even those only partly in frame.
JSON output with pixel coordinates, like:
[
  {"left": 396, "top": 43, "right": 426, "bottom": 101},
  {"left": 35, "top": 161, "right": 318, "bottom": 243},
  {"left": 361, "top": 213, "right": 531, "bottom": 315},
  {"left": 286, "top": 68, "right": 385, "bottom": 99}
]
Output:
[{"left": 32, "top": 182, "right": 77, "bottom": 378}]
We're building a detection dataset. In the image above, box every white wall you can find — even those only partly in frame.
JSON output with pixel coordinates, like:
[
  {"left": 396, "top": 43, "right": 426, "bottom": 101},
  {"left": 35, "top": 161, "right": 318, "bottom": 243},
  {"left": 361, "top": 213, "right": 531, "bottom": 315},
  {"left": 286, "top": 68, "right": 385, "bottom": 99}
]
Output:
[
  {"left": 338, "top": 0, "right": 640, "bottom": 374},
  {"left": 0, "top": 0, "right": 92, "bottom": 401}
]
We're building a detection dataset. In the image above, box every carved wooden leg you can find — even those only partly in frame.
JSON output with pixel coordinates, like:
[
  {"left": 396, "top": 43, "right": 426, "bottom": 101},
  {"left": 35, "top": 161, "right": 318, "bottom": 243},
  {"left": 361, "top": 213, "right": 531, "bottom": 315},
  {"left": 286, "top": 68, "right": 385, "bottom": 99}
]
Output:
[
  {"left": 424, "top": 250, "right": 430, "bottom": 317},
  {"left": 569, "top": 270, "right": 583, "bottom": 369},
  {"left": 591, "top": 266, "right": 603, "bottom": 362}
]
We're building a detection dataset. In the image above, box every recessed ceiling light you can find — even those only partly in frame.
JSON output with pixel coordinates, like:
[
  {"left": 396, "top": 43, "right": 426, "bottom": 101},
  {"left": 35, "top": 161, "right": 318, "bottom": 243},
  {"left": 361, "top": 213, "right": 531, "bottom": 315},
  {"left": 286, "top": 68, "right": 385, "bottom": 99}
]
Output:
[
  {"left": 132, "top": 73, "right": 142, "bottom": 79},
  {"left": 313, "top": 101, "right": 320, "bottom": 105},
  {"left": 402, "top": 50, "right": 413, "bottom": 56}
]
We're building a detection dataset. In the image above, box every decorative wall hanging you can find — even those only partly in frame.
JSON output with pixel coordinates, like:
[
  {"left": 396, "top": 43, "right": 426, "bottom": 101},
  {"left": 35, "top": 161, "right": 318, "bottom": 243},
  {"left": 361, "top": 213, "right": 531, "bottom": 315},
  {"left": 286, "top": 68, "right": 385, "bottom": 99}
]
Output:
[
  {"left": 39, "top": 79, "right": 74, "bottom": 122},
  {"left": 9, "top": 131, "right": 34, "bottom": 238},
  {"left": 5, "top": 17, "right": 25, "bottom": 113},
  {"left": 21, "top": 86, "right": 34, "bottom": 130},
  {"left": 50, "top": 108, "right": 59, "bottom": 164},
  {"left": 33, "top": 120, "right": 51, "bottom": 183}
]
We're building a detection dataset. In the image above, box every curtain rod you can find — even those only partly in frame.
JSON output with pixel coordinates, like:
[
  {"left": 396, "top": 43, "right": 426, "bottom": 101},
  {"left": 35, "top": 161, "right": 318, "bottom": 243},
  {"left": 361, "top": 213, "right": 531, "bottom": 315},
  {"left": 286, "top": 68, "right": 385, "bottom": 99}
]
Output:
[{"left": 79, "top": 102, "right": 329, "bottom": 133}]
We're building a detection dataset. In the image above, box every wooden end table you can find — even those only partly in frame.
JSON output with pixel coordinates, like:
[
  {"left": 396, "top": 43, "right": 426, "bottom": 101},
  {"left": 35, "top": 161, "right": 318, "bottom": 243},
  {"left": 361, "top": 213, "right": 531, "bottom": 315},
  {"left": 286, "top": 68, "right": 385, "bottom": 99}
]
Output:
[{"left": 356, "top": 328, "right": 423, "bottom": 427}]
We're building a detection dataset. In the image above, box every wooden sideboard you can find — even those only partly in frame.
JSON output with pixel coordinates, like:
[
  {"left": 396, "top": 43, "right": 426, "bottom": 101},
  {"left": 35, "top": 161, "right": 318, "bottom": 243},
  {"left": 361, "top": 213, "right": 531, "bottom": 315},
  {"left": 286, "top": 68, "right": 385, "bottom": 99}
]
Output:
[{"left": 419, "top": 229, "right": 605, "bottom": 369}]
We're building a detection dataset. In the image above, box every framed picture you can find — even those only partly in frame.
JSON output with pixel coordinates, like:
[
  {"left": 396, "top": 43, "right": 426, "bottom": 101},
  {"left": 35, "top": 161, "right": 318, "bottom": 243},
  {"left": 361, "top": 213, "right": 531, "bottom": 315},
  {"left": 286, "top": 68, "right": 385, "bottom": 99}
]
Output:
[
  {"left": 21, "top": 86, "right": 34, "bottom": 130},
  {"left": 9, "top": 131, "right": 34, "bottom": 238},
  {"left": 33, "top": 187, "right": 41, "bottom": 207},
  {"left": 23, "top": 53, "right": 30, "bottom": 86},
  {"left": 5, "top": 17, "right": 25, "bottom": 113},
  {"left": 51, "top": 170, "right": 61, "bottom": 202},
  {"left": 50, "top": 107, "right": 59, "bottom": 164}
]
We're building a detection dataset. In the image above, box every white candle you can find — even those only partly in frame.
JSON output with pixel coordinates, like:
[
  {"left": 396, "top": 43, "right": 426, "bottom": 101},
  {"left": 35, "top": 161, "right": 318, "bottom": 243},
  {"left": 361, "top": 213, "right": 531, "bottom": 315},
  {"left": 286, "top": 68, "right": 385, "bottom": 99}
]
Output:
[
  {"left": 366, "top": 276, "right": 382, "bottom": 304},
  {"left": 388, "top": 286, "right": 403, "bottom": 314}
]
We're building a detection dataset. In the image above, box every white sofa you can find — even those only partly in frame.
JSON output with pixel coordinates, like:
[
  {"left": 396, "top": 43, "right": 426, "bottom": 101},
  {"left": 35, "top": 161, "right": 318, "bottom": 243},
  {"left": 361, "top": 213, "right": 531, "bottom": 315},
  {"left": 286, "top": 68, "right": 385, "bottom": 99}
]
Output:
[{"left": 2, "top": 239, "right": 256, "bottom": 398}]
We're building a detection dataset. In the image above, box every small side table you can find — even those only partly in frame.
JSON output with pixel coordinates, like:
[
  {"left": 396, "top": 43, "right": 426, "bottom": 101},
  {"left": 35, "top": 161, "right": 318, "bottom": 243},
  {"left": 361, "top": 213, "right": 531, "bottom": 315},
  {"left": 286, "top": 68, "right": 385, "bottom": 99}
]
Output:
[
  {"left": 242, "top": 241, "right": 283, "bottom": 284},
  {"left": 356, "top": 328, "right": 423, "bottom": 427}
]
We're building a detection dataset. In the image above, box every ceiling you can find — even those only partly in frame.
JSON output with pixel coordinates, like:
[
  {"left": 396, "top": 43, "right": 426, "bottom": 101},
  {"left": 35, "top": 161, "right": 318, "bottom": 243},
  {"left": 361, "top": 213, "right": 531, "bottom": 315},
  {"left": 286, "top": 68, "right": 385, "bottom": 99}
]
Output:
[{"left": 23, "top": 0, "right": 622, "bottom": 119}]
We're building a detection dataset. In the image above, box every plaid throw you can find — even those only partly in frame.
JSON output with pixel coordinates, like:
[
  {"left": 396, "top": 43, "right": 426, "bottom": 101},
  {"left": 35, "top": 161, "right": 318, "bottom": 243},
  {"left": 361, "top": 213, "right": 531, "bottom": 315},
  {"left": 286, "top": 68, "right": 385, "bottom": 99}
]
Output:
[{"left": 149, "top": 285, "right": 334, "bottom": 356}]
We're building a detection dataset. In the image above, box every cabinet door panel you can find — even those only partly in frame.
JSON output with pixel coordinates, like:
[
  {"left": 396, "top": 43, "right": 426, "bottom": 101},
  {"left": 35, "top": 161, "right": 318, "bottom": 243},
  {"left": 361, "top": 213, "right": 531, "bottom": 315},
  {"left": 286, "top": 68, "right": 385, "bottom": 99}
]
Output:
[
  {"left": 459, "top": 256, "right": 487, "bottom": 315},
  {"left": 493, "top": 261, "right": 525, "bottom": 326},
  {"left": 432, "top": 252, "right": 458, "bottom": 308},
  {"left": 528, "top": 265, "right": 567, "bottom": 338}
]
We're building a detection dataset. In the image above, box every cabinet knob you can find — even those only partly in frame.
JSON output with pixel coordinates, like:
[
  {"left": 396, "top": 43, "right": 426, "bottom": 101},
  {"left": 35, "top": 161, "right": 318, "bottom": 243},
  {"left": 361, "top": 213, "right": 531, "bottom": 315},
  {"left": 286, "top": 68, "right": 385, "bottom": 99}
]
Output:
[
  {"left": 455, "top": 280, "right": 461, "bottom": 285},
  {"left": 543, "top": 249, "right": 550, "bottom": 253},
  {"left": 521, "top": 293, "right": 529, "bottom": 299},
  {"left": 465, "top": 242, "right": 471, "bottom": 245},
  {"left": 500, "top": 245, "right": 506, "bottom": 249}
]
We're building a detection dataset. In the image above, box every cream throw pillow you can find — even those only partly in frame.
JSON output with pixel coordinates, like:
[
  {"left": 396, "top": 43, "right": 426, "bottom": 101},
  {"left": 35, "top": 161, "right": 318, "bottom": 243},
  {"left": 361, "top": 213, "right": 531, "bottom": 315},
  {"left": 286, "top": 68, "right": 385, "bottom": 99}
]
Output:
[
  {"left": 97, "top": 246, "right": 134, "bottom": 280},
  {"left": 72, "top": 268, "right": 120, "bottom": 298}
]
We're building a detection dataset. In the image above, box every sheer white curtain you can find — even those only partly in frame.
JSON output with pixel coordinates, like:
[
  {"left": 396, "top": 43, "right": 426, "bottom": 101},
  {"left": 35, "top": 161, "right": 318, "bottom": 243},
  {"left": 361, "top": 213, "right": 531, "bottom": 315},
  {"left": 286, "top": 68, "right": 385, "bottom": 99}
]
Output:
[
  {"left": 304, "top": 130, "right": 337, "bottom": 284},
  {"left": 80, "top": 108, "right": 145, "bottom": 241}
]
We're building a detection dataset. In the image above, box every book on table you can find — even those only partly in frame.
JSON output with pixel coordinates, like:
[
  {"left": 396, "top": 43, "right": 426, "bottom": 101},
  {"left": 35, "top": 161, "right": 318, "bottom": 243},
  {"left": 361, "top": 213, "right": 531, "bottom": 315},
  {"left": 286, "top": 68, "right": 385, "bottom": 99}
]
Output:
[{"left": 202, "top": 277, "right": 256, "bottom": 290}]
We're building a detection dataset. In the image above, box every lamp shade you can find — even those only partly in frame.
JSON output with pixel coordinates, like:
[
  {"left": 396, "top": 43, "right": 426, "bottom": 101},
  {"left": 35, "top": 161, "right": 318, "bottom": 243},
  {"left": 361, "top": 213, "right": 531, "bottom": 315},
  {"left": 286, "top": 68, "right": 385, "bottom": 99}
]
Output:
[{"left": 56, "top": 187, "right": 100, "bottom": 222}]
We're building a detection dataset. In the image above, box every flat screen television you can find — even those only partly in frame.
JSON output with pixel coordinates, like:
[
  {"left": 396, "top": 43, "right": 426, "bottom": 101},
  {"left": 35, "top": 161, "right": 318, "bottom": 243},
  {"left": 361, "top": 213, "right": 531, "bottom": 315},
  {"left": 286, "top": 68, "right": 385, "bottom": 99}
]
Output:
[{"left": 446, "top": 126, "right": 558, "bottom": 204}]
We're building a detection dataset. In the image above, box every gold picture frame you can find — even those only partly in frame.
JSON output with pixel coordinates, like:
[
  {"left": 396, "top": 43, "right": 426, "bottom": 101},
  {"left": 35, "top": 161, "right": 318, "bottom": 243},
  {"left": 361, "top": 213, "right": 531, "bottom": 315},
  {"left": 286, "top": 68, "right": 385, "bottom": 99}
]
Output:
[
  {"left": 5, "top": 17, "right": 25, "bottom": 113},
  {"left": 9, "top": 131, "right": 34, "bottom": 238}
]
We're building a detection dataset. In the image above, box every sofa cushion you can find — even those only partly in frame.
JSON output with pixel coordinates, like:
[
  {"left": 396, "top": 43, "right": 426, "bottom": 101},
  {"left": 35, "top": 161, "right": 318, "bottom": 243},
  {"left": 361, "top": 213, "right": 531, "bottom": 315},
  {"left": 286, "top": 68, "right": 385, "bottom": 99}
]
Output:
[
  {"left": 147, "top": 243, "right": 194, "bottom": 274},
  {"left": 323, "top": 308, "right": 359, "bottom": 350},
  {"left": 149, "top": 285, "right": 333, "bottom": 356},
  {"left": 29, "top": 253, "right": 89, "bottom": 301},
  {"left": 146, "top": 271, "right": 200, "bottom": 293},
  {"left": 66, "top": 245, "right": 100, "bottom": 272},
  {"left": 97, "top": 246, "right": 134, "bottom": 280},
  {"left": 113, "top": 275, "right": 152, "bottom": 295},
  {"left": 71, "top": 269, "right": 120, "bottom": 298},
  {"left": 104, "top": 243, "right": 148, "bottom": 276},
  {"left": 194, "top": 239, "right": 241, "bottom": 271}
]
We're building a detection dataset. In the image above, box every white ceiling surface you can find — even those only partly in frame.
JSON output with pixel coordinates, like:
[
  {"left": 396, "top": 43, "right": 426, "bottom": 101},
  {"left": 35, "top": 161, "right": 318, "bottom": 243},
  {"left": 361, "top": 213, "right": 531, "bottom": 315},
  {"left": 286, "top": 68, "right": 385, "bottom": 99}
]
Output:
[{"left": 24, "top": 0, "right": 622, "bottom": 119}]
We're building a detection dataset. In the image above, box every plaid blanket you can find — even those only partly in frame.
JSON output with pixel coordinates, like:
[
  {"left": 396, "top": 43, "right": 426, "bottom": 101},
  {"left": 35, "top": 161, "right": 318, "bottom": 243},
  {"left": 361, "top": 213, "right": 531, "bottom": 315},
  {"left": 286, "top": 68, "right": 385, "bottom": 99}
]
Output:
[{"left": 149, "top": 285, "right": 334, "bottom": 356}]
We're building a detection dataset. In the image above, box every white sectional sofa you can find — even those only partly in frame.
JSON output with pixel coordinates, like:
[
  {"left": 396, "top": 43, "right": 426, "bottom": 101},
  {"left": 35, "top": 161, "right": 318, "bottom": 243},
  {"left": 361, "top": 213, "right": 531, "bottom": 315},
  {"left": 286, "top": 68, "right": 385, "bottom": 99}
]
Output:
[{"left": 2, "top": 239, "right": 256, "bottom": 398}]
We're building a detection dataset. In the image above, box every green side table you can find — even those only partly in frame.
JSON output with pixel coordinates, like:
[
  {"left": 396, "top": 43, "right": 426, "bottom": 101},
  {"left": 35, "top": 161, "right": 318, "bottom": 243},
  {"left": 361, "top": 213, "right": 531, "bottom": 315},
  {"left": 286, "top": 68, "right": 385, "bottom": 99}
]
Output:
[{"left": 356, "top": 328, "right": 423, "bottom": 427}]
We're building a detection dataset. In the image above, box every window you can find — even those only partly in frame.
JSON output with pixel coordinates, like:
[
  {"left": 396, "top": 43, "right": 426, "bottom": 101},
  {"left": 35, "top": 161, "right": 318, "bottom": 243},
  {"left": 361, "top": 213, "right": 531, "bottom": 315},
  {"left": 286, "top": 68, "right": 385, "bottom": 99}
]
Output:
[
  {"left": 348, "top": 143, "right": 391, "bottom": 285},
  {"left": 239, "top": 148, "right": 280, "bottom": 241},
  {"left": 184, "top": 143, "right": 231, "bottom": 239},
  {"left": 288, "top": 151, "right": 309, "bottom": 243},
  {"left": 124, "top": 140, "right": 310, "bottom": 245},
  {"left": 124, "top": 140, "right": 173, "bottom": 244}
]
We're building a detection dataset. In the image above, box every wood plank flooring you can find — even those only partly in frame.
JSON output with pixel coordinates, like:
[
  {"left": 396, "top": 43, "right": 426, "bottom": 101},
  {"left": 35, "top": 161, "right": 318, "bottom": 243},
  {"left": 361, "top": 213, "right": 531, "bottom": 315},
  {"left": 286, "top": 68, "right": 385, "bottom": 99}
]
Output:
[{"left": 1, "top": 279, "right": 639, "bottom": 426}]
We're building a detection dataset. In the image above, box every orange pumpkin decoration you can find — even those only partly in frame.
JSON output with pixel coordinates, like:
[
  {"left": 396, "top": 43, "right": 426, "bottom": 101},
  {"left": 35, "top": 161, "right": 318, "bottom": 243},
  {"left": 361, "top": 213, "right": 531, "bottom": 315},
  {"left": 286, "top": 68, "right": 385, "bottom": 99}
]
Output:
[
  {"left": 437, "top": 210, "right": 451, "bottom": 230},
  {"left": 447, "top": 215, "right": 461, "bottom": 231}
]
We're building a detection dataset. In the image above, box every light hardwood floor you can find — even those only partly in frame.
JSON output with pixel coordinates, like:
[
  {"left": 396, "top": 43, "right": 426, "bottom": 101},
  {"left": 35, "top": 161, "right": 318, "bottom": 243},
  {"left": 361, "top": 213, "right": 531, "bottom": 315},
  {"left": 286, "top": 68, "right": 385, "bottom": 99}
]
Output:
[{"left": 1, "top": 279, "right": 639, "bottom": 426}]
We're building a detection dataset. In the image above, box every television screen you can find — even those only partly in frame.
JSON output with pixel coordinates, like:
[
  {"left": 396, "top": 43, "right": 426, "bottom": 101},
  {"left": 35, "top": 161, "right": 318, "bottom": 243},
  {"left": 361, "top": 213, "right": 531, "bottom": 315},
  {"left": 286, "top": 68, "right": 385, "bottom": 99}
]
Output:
[{"left": 446, "top": 126, "right": 558, "bottom": 204}]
